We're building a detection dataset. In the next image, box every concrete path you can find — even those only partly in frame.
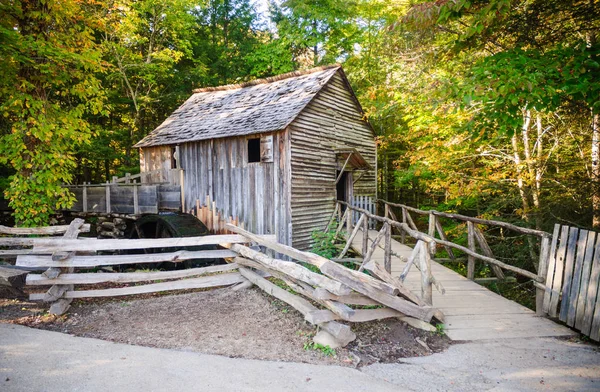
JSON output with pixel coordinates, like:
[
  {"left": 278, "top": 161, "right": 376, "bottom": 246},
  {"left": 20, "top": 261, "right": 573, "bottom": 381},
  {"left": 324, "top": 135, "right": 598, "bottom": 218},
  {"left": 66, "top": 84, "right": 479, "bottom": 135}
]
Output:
[
  {"left": 350, "top": 229, "right": 577, "bottom": 341},
  {"left": 2, "top": 323, "right": 599, "bottom": 391},
  {"left": 0, "top": 324, "right": 399, "bottom": 392}
]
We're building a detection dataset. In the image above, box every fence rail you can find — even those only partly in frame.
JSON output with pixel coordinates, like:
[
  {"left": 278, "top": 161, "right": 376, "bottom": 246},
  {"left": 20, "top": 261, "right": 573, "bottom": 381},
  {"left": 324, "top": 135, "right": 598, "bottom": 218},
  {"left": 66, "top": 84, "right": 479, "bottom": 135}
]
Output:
[
  {"left": 63, "top": 169, "right": 184, "bottom": 214},
  {"left": 3, "top": 220, "right": 442, "bottom": 347}
]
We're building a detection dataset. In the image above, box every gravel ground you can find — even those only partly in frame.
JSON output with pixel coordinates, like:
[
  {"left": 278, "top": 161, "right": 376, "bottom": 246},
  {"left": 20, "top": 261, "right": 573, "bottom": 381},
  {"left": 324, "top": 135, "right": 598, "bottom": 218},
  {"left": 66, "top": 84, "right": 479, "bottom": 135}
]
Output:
[{"left": 1, "top": 286, "right": 449, "bottom": 366}]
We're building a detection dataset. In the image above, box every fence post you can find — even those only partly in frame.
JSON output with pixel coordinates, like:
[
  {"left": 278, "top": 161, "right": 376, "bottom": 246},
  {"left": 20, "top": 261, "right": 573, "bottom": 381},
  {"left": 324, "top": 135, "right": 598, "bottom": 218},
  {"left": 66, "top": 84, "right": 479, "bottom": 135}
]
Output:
[
  {"left": 105, "top": 182, "right": 111, "bottom": 214},
  {"left": 346, "top": 205, "right": 353, "bottom": 233},
  {"left": 536, "top": 236, "right": 551, "bottom": 315},
  {"left": 82, "top": 185, "right": 88, "bottom": 213},
  {"left": 133, "top": 184, "right": 139, "bottom": 214},
  {"left": 467, "top": 221, "right": 476, "bottom": 280},
  {"left": 180, "top": 169, "right": 185, "bottom": 213},
  {"left": 384, "top": 223, "right": 392, "bottom": 273},
  {"left": 428, "top": 211, "right": 436, "bottom": 256},
  {"left": 401, "top": 207, "right": 407, "bottom": 244},
  {"left": 362, "top": 212, "right": 369, "bottom": 257},
  {"left": 419, "top": 242, "right": 433, "bottom": 305}
]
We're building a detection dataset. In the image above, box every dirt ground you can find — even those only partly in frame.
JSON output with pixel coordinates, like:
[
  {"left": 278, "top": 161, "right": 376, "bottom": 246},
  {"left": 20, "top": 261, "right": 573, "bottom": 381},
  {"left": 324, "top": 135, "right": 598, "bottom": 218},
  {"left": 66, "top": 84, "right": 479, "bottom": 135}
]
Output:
[{"left": 0, "top": 286, "right": 450, "bottom": 367}]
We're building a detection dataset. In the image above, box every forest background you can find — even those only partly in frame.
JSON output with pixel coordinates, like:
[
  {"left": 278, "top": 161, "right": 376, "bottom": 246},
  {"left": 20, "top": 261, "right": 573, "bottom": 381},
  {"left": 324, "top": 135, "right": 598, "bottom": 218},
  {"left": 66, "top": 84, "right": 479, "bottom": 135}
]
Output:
[{"left": 1, "top": 0, "right": 599, "bottom": 239}]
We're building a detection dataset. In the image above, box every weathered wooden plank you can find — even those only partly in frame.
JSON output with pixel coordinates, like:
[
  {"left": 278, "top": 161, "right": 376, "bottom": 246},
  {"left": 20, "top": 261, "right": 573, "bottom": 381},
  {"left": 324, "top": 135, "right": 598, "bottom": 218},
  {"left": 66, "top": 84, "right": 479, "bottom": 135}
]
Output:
[
  {"left": 575, "top": 231, "right": 596, "bottom": 330},
  {"left": 226, "top": 224, "right": 437, "bottom": 322},
  {"left": 566, "top": 229, "right": 589, "bottom": 326},
  {"left": 548, "top": 225, "right": 570, "bottom": 318},
  {"left": 3, "top": 234, "right": 275, "bottom": 255},
  {"left": 30, "top": 272, "right": 244, "bottom": 300},
  {"left": 582, "top": 235, "right": 600, "bottom": 336},
  {"left": 543, "top": 224, "right": 561, "bottom": 314},
  {"left": 228, "top": 244, "right": 351, "bottom": 296},
  {"left": 0, "top": 224, "right": 90, "bottom": 236},
  {"left": 559, "top": 227, "right": 581, "bottom": 322},
  {"left": 26, "top": 264, "right": 239, "bottom": 285}
]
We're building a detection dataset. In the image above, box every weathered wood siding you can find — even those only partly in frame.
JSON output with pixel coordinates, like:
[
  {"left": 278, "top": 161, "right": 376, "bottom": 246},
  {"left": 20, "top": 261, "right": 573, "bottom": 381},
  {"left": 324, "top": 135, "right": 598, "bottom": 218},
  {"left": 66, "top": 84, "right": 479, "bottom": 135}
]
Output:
[
  {"left": 178, "top": 132, "right": 291, "bottom": 245},
  {"left": 288, "top": 71, "right": 377, "bottom": 249},
  {"left": 139, "top": 146, "right": 172, "bottom": 173}
]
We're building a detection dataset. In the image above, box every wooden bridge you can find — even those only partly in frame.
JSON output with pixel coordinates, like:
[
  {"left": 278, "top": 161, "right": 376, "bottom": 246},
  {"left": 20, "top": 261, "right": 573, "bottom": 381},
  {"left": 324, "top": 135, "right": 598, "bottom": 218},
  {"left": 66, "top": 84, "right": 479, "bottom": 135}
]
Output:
[
  {"left": 333, "top": 200, "right": 596, "bottom": 341},
  {"left": 350, "top": 229, "right": 575, "bottom": 340}
]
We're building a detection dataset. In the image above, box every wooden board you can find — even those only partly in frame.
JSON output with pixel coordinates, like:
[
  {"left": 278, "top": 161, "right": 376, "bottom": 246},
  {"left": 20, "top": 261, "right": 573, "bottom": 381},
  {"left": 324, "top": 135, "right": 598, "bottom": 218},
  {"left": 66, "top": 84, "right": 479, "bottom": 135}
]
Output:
[
  {"left": 29, "top": 272, "right": 244, "bottom": 299},
  {"left": 26, "top": 264, "right": 239, "bottom": 285},
  {"left": 349, "top": 229, "right": 576, "bottom": 341}
]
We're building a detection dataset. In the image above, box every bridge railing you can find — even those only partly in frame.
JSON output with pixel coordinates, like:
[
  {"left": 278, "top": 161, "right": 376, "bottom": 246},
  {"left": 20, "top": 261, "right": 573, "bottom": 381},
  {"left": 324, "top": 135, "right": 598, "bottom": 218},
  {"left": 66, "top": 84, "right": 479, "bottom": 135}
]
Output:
[{"left": 331, "top": 200, "right": 549, "bottom": 314}]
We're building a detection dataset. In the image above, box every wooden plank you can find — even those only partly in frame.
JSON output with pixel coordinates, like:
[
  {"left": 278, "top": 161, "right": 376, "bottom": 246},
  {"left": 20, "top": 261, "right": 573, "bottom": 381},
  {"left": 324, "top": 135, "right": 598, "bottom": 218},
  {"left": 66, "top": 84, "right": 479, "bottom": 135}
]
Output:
[
  {"left": 575, "top": 231, "right": 596, "bottom": 330},
  {"left": 0, "top": 224, "right": 90, "bottom": 236},
  {"left": 26, "top": 264, "right": 239, "bottom": 285},
  {"left": 30, "top": 272, "right": 244, "bottom": 300},
  {"left": 548, "top": 225, "right": 570, "bottom": 318},
  {"left": 17, "top": 250, "right": 241, "bottom": 268},
  {"left": 559, "top": 227, "right": 581, "bottom": 322},
  {"left": 228, "top": 245, "right": 351, "bottom": 296},
  {"left": 566, "top": 229, "right": 589, "bottom": 326},
  {"left": 4, "top": 234, "right": 275, "bottom": 255},
  {"left": 582, "top": 235, "right": 600, "bottom": 336},
  {"left": 543, "top": 224, "right": 562, "bottom": 314}
]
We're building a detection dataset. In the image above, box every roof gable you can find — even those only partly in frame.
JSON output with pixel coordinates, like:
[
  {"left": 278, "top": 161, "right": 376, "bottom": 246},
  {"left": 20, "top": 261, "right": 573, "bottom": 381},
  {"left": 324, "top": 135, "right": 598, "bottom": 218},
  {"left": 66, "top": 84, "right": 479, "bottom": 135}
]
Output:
[{"left": 134, "top": 66, "right": 342, "bottom": 148}]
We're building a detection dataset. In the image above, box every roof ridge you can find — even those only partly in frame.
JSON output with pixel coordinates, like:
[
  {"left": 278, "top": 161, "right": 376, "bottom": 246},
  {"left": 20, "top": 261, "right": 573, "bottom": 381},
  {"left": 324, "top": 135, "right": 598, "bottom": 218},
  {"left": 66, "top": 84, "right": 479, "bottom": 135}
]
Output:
[{"left": 192, "top": 65, "right": 341, "bottom": 93}]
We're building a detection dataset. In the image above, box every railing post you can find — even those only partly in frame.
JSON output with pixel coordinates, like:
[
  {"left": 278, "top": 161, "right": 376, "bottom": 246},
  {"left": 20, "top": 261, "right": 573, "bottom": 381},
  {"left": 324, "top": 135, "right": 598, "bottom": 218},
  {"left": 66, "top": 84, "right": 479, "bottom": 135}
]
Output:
[
  {"left": 536, "top": 236, "right": 551, "bottom": 315},
  {"left": 105, "top": 182, "right": 111, "bottom": 214},
  {"left": 428, "top": 211, "right": 436, "bottom": 256},
  {"left": 401, "top": 207, "right": 407, "bottom": 244},
  {"left": 467, "top": 221, "right": 476, "bottom": 280},
  {"left": 180, "top": 169, "right": 185, "bottom": 213},
  {"left": 346, "top": 205, "right": 353, "bottom": 233},
  {"left": 384, "top": 223, "right": 392, "bottom": 273},
  {"left": 82, "top": 184, "right": 88, "bottom": 213},
  {"left": 419, "top": 241, "right": 433, "bottom": 305},
  {"left": 133, "top": 184, "right": 139, "bottom": 214},
  {"left": 362, "top": 212, "right": 369, "bottom": 257}
]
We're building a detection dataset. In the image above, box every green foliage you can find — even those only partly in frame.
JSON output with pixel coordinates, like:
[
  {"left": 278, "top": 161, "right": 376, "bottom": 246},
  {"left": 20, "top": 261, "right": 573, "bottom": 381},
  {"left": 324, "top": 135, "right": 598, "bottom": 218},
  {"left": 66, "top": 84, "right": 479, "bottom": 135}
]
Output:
[
  {"left": 435, "top": 323, "right": 445, "bottom": 336},
  {"left": 310, "top": 226, "right": 345, "bottom": 260},
  {"left": 0, "top": 0, "right": 105, "bottom": 226},
  {"left": 303, "top": 341, "right": 336, "bottom": 356}
]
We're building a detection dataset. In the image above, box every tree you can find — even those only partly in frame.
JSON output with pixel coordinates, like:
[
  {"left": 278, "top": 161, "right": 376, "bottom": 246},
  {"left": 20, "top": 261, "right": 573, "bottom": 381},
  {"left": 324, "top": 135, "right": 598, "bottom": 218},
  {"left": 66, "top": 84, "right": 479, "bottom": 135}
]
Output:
[{"left": 0, "top": 0, "right": 105, "bottom": 226}]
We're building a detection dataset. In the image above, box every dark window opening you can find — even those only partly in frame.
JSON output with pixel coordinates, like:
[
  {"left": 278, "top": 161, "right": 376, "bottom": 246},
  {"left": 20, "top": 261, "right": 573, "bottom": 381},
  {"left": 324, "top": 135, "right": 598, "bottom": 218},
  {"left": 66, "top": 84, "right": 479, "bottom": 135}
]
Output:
[
  {"left": 248, "top": 138, "right": 261, "bottom": 163},
  {"left": 171, "top": 146, "right": 177, "bottom": 169}
]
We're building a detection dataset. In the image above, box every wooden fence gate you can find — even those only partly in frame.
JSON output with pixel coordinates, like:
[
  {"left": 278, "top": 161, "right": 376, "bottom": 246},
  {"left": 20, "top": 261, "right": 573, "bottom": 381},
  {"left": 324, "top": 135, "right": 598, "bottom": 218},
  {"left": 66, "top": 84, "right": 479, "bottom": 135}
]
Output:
[{"left": 542, "top": 224, "right": 600, "bottom": 341}]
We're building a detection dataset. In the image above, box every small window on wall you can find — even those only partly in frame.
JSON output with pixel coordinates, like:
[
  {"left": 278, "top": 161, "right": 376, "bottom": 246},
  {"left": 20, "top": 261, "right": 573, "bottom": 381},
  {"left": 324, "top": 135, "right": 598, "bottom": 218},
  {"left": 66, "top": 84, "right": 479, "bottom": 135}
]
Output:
[
  {"left": 171, "top": 146, "right": 178, "bottom": 169},
  {"left": 248, "top": 138, "right": 260, "bottom": 163}
]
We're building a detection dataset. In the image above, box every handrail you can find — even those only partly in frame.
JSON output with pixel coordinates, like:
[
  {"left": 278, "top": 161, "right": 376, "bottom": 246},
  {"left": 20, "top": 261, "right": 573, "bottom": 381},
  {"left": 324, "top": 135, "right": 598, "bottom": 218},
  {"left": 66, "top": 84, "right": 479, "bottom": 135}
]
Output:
[
  {"left": 339, "top": 201, "right": 543, "bottom": 282},
  {"left": 377, "top": 199, "right": 551, "bottom": 239}
]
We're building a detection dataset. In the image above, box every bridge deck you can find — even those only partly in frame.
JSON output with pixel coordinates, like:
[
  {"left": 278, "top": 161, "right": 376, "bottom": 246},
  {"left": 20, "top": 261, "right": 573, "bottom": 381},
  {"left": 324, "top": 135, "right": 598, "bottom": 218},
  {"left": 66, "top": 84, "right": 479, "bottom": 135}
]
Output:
[{"left": 350, "top": 229, "right": 577, "bottom": 340}]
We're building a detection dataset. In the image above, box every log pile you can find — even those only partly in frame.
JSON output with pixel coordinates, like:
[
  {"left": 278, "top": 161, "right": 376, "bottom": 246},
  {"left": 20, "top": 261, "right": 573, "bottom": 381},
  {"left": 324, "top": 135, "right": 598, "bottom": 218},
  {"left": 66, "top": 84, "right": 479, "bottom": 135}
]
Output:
[{"left": 222, "top": 224, "right": 443, "bottom": 347}]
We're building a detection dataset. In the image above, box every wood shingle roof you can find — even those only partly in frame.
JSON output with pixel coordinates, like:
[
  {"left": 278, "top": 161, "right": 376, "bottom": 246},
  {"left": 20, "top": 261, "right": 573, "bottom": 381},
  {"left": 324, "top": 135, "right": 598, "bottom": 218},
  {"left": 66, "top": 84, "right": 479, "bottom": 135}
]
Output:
[{"left": 134, "top": 66, "right": 341, "bottom": 148}]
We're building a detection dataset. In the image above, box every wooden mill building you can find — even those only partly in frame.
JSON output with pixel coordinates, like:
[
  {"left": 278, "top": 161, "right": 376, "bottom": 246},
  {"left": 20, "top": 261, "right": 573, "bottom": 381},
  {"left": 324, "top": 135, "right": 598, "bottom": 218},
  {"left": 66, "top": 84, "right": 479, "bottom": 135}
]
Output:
[{"left": 134, "top": 65, "right": 376, "bottom": 249}]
